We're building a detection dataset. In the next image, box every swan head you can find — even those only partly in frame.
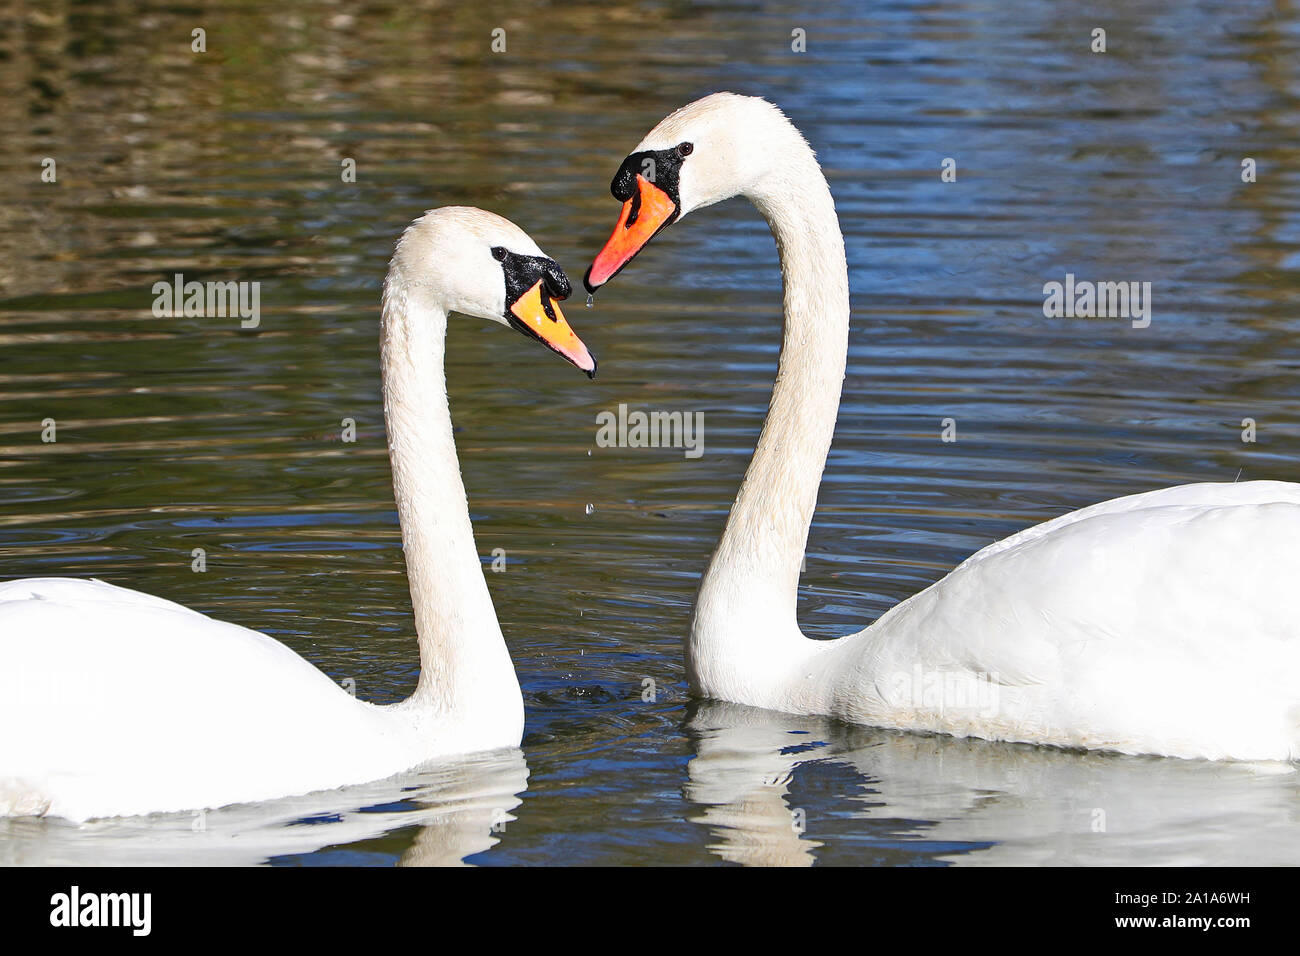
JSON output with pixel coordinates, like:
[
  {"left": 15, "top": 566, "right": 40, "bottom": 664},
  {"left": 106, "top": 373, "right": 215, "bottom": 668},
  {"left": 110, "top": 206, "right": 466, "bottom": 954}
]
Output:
[
  {"left": 392, "top": 207, "right": 596, "bottom": 377},
  {"left": 583, "top": 93, "right": 797, "bottom": 293}
]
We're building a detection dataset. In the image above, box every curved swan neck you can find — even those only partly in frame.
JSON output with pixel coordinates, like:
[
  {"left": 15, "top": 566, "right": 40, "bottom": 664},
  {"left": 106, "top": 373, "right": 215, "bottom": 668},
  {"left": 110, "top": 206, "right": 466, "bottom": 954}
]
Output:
[
  {"left": 380, "top": 268, "right": 518, "bottom": 714},
  {"left": 690, "top": 120, "right": 850, "bottom": 681}
]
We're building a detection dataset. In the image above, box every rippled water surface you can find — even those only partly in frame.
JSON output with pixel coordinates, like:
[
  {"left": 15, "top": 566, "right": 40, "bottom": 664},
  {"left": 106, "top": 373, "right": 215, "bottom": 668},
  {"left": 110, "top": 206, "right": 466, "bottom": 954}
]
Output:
[{"left": 3, "top": 0, "right": 1300, "bottom": 865}]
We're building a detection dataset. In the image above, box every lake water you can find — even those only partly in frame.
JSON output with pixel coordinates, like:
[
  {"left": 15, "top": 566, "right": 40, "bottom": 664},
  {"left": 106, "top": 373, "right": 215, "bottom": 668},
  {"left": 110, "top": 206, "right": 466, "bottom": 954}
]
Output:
[{"left": 2, "top": 0, "right": 1299, "bottom": 865}]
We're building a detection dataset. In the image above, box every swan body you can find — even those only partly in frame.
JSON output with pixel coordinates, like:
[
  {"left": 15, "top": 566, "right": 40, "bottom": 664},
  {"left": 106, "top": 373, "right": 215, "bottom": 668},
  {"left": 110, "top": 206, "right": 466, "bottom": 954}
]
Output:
[
  {"left": 586, "top": 93, "right": 1300, "bottom": 762},
  {"left": 1, "top": 207, "right": 595, "bottom": 820},
  {"left": 705, "top": 480, "right": 1300, "bottom": 762},
  {"left": 0, "top": 578, "right": 429, "bottom": 820}
]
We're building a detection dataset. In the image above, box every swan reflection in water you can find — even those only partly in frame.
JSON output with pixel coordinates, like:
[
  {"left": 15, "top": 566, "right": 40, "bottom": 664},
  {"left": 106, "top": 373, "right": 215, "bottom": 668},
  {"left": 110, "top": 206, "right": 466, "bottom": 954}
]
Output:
[
  {"left": 0, "top": 748, "right": 528, "bottom": 867},
  {"left": 683, "top": 700, "right": 1300, "bottom": 866}
]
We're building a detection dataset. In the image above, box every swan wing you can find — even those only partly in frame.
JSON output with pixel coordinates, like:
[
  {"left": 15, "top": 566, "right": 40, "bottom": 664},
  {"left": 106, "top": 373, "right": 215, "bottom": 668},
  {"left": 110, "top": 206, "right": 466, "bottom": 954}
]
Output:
[
  {"left": 957, "top": 479, "right": 1300, "bottom": 570},
  {"left": 0, "top": 578, "right": 411, "bottom": 819},
  {"left": 828, "top": 482, "right": 1300, "bottom": 760}
]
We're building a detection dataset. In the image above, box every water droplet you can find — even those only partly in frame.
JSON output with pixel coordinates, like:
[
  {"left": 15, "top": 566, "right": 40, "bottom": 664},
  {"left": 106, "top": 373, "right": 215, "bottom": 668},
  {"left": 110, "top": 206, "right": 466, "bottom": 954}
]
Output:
[
  {"left": 584, "top": 503, "right": 595, "bottom": 515},
  {"left": 585, "top": 294, "right": 594, "bottom": 309}
]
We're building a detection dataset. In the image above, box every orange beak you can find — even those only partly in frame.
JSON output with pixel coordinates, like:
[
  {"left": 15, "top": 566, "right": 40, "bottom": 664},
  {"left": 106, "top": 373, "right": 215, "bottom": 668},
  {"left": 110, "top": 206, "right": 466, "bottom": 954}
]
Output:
[
  {"left": 507, "top": 279, "right": 597, "bottom": 378},
  {"left": 584, "top": 174, "right": 678, "bottom": 292}
]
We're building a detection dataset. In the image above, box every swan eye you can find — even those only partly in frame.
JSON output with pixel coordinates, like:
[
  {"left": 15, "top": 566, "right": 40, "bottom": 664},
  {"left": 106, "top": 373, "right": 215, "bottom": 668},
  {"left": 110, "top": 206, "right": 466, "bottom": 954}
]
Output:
[
  {"left": 490, "top": 246, "right": 508, "bottom": 262},
  {"left": 677, "top": 142, "right": 693, "bottom": 158}
]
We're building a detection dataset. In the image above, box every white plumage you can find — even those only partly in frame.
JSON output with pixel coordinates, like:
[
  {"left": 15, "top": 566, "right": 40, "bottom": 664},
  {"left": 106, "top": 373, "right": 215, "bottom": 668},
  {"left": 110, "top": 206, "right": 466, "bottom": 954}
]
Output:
[
  {"left": 797, "top": 481, "right": 1300, "bottom": 760},
  {"left": 0, "top": 207, "right": 583, "bottom": 820},
  {"left": 608, "top": 94, "right": 1300, "bottom": 762},
  {"left": 0, "top": 577, "right": 420, "bottom": 820}
]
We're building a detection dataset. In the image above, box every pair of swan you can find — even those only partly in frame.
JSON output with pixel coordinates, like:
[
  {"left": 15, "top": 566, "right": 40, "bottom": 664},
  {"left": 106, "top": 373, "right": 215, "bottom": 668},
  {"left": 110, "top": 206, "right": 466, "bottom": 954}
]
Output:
[{"left": 3, "top": 93, "right": 1297, "bottom": 822}]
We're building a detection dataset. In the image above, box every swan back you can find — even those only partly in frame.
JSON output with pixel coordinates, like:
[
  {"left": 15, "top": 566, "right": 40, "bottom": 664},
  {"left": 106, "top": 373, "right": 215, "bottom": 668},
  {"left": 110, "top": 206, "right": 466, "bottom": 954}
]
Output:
[{"left": 0, "top": 579, "right": 413, "bottom": 819}]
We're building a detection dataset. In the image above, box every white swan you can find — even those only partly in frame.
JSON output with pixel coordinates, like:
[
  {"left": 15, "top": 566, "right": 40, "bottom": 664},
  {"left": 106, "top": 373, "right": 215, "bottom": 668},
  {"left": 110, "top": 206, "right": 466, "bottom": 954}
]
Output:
[
  {"left": 584, "top": 93, "right": 1300, "bottom": 762},
  {"left": 0, "top": 207, "right": 596, "bottom": 820}
]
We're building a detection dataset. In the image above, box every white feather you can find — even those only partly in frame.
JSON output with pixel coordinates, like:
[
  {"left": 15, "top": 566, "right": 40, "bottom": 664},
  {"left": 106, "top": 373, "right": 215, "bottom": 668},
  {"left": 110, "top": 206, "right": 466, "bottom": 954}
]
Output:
[
  {"left": 641, "top": 94, "right": 1300, "bottom": 762},
  {"left": 0, "top": 208, "right": 556, "bottom": 820}
]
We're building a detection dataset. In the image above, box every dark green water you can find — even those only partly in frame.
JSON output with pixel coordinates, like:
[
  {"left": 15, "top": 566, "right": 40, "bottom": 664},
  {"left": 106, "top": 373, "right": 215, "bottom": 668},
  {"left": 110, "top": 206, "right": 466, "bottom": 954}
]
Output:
[{"left": 2, "top": 0, "right": 1300, "bottom": 864}]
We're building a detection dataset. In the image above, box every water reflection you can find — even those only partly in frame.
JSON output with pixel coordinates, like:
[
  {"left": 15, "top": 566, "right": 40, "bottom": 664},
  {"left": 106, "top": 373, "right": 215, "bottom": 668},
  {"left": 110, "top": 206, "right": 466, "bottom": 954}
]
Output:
[
  {"left": 0, "top": 749, "right": 528, "bottom": 866},
  {"left": 685, "top": 701, "right": 823, "bottom": 866},
  {"left": 685, "top": 701, "right": 1300, "bottom": 866}
]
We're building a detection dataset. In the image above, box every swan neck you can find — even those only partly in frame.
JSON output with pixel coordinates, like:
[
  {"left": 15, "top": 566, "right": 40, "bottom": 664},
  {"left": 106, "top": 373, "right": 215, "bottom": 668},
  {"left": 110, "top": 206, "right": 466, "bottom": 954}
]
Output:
[
  {"left": 691, "top": 133, "right": 849, "bottom": 672},
  {"left": 380, "top": 272, "right": 518, "bottom": 714}
]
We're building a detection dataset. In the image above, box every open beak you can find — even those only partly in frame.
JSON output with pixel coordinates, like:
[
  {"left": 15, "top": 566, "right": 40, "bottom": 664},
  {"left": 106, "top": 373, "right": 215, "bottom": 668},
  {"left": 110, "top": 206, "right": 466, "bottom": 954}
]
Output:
[
  {"left": 507, "top": 280, "right": 597, "bottom": 378},
  {"left": 583, "top": 174, "right": 677, "bottom": 293}
]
